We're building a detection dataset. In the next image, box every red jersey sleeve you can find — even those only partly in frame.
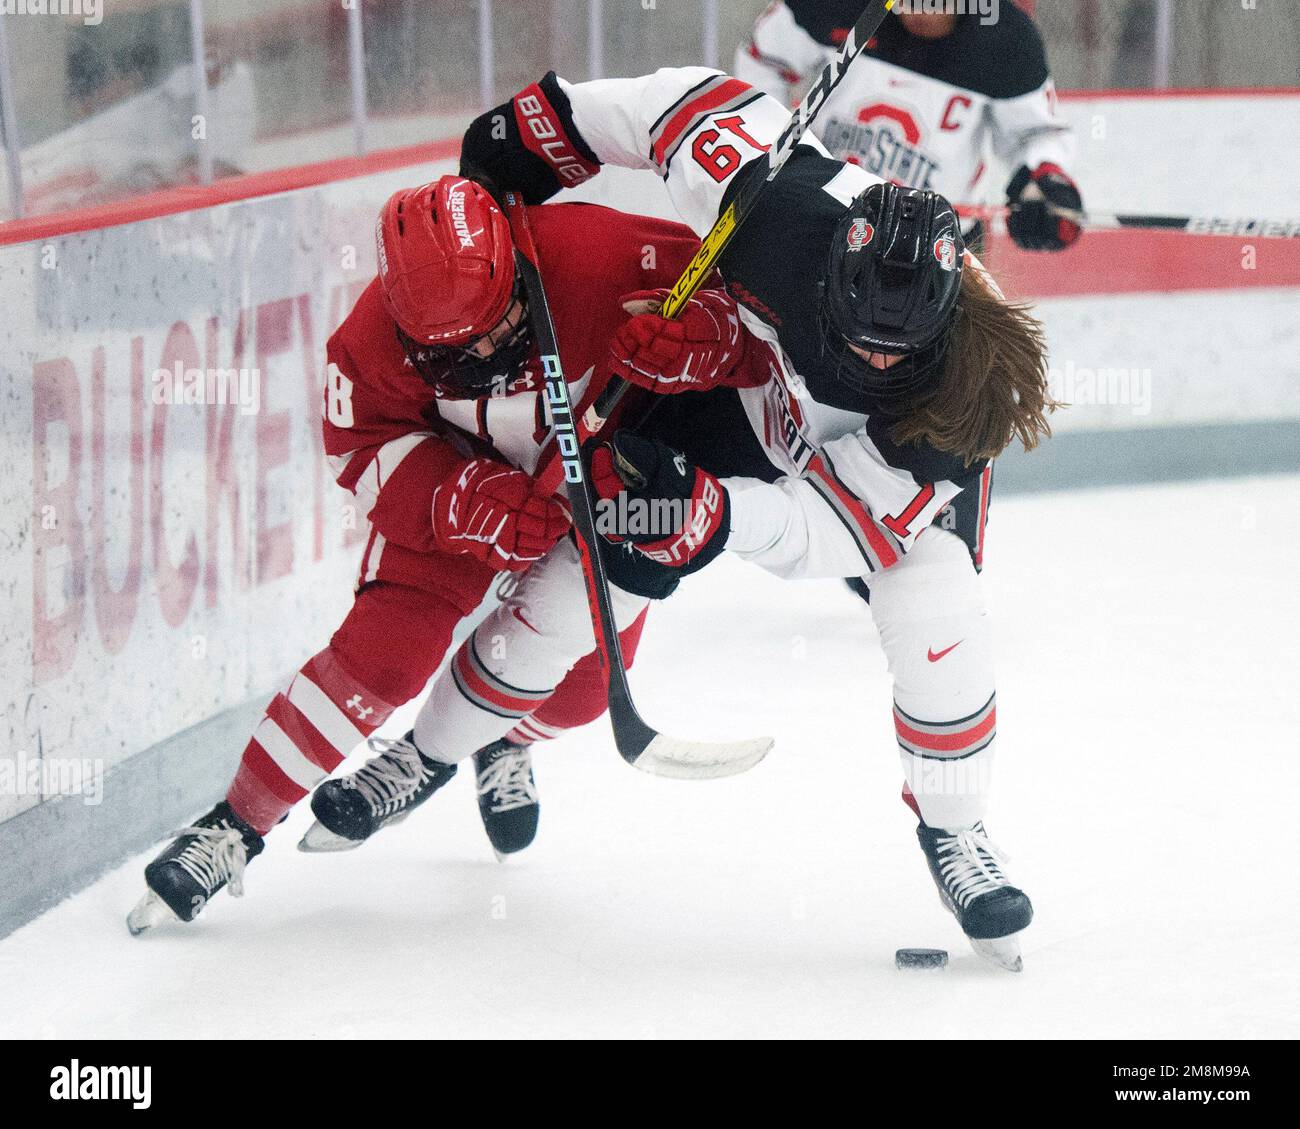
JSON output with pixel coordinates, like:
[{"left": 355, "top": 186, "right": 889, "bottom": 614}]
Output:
[{"left": 323, "top": 282, "right": 469, "bottom": 554}]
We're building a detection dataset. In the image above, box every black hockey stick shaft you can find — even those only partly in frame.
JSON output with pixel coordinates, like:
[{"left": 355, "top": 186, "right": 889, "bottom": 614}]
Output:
[
  {"left": 501, "top": 192, "right": 657, "bottom": 766},
  {"left": 584, "top": 0, "right": 897, "bottom": 431},
  {"left": 503, "top": 192, "right": 773, "bottom": 780}
]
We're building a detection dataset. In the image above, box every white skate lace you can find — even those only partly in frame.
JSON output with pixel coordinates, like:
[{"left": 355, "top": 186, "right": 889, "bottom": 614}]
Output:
[
  {"left": 171, "top": 824, "right": 250, "bottom": 898},
  {"left": 477, "top": 746, "right": 537, "bottom": 813},
  {"left": 349, "top": 736, "right": 431, "bottom": 817},
  {"left": 936, "top": 824, "right": 1011, "bottom": 909}
]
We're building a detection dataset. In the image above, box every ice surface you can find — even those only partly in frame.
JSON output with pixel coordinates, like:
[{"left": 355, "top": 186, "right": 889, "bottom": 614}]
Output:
[{"left": 2, "top": 475, "right": 1298, "bottom": 1039}]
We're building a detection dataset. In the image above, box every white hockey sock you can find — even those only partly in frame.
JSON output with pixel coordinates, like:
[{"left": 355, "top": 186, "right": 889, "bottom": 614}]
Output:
[
  {"left": 866, "top": 527, "right": 996, "bottom": 830},
  {"left": 413, "top": 540, "right": 649, "bottom": 762}
]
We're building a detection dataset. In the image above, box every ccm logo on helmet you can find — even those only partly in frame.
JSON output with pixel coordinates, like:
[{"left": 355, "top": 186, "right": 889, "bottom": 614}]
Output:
[
  {"left": 518, "top": 94, "right": 596, "bottom": 187},
  {"left": 448, "top": 187, "right": 476, "bottom": 250},
  {"left": 933, "top": 235, "right": 958, "bottom": 271},
  {"left": 846, "top": 219, "right": 874, "bottom": 251}
]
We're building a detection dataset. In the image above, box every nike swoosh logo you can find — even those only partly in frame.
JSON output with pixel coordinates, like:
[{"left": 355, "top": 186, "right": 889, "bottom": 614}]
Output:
[
  {"left": 511, "top": 606, "right": 540, "bottom": 635},
  {"left": 927, "top": 641, "right": 963, "bottom": 662}
]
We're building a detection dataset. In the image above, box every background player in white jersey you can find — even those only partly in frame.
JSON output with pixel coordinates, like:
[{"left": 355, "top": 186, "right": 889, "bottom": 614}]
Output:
[
  {"left": 324, "top": 67, "right": 1056, "bottom": 969},
  {"left": 736, "top": 0, "right": 1084, "bottom": 253}
]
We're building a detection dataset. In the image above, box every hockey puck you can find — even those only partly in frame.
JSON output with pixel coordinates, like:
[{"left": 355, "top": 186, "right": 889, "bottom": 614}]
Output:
[{"left": 895, "top": 948, "right": 948, "bottom": 970}]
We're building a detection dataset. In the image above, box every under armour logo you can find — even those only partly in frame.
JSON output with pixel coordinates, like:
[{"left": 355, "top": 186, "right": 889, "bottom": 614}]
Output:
[{"left": 345, "top": 694, "right": 375, "bottom": 721}]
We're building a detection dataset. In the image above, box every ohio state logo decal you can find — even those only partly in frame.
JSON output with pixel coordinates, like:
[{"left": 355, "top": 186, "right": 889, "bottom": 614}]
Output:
[
  {"left": 933, "top": 235, "right": 958, "bottom": 271},
  {"left": 847, "top": 219, "right": 874, "bottom": 251}
]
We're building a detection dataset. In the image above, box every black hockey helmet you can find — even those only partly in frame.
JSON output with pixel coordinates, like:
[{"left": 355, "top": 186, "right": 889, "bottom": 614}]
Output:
[{"left": 820, "top": 182, "right": 965, "bottom": 413}]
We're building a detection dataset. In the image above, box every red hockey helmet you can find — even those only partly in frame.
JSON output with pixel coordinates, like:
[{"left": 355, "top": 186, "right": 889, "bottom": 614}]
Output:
[{"left": 376, "top": 176, "right": 515, "bottom": 345}]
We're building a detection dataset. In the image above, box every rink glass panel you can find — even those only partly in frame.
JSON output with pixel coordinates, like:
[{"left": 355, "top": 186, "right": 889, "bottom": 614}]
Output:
[
  {"left": 2, "top": 1, "right": 197, "bottom": 218},
  {"left": 1032, "top": 0, "right": 1299, "bottom": 90},
  {"left": 203, "top": 1, "right": 354, "bottom": 172},
  {"left": 6, "top": 1, "right": 1299, "bottom": 224}
]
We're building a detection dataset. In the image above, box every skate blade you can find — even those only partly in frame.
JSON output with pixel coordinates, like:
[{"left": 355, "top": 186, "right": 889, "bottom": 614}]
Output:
[
  {"left": 126, "top": 890, "right": 179, "bottom": 936},
  {"left": 969, "top": 934, "right": 1024, "bottom": 973},
  {"left": 297, "top": 820, "right": 365, "bottom": 853}
]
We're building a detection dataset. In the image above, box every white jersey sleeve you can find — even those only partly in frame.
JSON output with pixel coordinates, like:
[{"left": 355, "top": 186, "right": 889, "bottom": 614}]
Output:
[
  {"left": 732, "top": 1, "right": 832, "bottom": 103},
  {"left": 724, "top": 431, "right": 966, "bottom": 581},
  {"left": 987, "top": 77, "right": 1076, "bottom": 178},
  {"left": 558, "top": 68, "right": 819, "bottom": 240}
]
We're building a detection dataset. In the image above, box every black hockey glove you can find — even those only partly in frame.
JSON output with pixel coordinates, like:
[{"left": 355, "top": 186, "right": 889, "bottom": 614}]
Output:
[
  {"left": 459, "top": 71, "right": 602, "bottom": 204},
  {"left": 588, "top": 430, "right": 730, "bottom": 601},
  {"left": 1006, "top": 163, "right": 1083, "bottom": 251}
]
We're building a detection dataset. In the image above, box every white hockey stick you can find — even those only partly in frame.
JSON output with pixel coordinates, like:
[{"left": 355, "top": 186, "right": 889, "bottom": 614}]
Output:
[{"left": 958, "top": 203, "right": 1300, "bottom": 239}]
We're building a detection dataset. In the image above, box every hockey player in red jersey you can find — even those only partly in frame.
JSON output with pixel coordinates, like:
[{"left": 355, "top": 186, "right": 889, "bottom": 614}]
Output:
[
  {"left": 736, "top": 0, "right": 1084, "bottom": 253},
  {"left": 364, "top": 69, "right": 1056, "bottom": 971},
  {"left": 126, "top": 174, "right": 719, "bottom": 933}
]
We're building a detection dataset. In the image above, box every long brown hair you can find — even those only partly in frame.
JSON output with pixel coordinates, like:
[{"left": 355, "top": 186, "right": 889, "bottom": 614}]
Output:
[{"left": 890, "top": 266, "right": 1057, "bottom": 466}]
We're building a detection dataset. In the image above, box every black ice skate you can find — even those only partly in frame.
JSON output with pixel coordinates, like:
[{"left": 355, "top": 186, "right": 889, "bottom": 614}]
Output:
[
  {"left": 298, "top": 731, "right": 457, "bottom": 852},
  {"left": 473, "top": 739, "right": 539, "bottom": 860},
  {"left": 916, "top": 821, "right": 1033, "bottom": 972},
  {"left": 127, "top": 801, "right": 265, "bottom": 935}
]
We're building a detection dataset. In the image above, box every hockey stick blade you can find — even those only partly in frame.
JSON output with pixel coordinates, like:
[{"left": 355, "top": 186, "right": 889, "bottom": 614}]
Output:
[
  {"left": 637, "top": 733, "right": 774, "bottom": 781},
  {"left": 606, "top": 665, "right": 772, "bottom": 779},
  {"left": 503, "top": 191, "right": 773, "bottom": 781}
]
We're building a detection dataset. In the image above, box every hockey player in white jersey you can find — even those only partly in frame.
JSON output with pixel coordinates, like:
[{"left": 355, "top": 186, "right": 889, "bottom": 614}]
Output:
[
  {"left": 316, "top": 67, "right": 1056, "bottom": 970},
  {"left": 735, "top": 0, "right": 1084, "bottom": 252}
]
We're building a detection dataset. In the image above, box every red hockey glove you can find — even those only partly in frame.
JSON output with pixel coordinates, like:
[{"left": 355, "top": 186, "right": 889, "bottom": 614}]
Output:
[
  {"left": 432, "top": 458, "right": 570, "bottom": 572},
  {"left": 589, "top": 430, "right": 729, "bottom": 600},
  {"left": 607, "top": 288, "right": 747, "bottom": 393},
  {"left": 1007, "top": 163, "right": 1083, "bottom": 251}
]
